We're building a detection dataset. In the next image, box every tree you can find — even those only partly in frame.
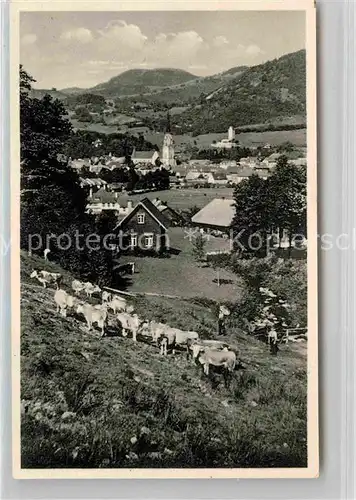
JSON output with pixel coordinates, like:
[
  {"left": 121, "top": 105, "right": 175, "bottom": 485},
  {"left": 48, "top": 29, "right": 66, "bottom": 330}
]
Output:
[
  {"left": 191, "top": 233, "right": 206, "bottom": 265},
  {"left": 232, "top": 175, "right": 269, "bottom": 257},
  {"left": 19, "top": 66, "right": 122, "bottom": 287},
  {"left": 267, "top": 156, "right": 306, "bottom": 253}
]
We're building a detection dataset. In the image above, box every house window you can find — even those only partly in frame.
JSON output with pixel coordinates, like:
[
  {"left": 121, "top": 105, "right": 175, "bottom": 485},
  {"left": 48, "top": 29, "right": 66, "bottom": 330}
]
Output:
[
  {"left": 144, "top": 234, "right": 154, "bottom": 248},
  {"left": 137, "top": 213, "right": 145, "bottom": 224},
  {"left": 130, "top": 235, "right": 137, "bottom": 248}
]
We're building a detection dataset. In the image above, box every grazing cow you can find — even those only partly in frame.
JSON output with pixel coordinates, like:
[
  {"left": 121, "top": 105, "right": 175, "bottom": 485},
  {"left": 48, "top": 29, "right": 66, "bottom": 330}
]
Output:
[
  {"left": 72, "top": 279, "right": 85, "bottom": 296},
  {"left": 54, "top": 289, "right": 75, "bottom": 317},
  {"left": 107, "top": 296, "right": 127, "bottom": 314},
  {"left": 102, "top": 291, "right": 112, "bottom": 303},
  {"left": 76, "top": 303, "right": 108, "bottom": 336},
  {"left": 196, "top": 348, "right": 237, "bottom": 387},
  {"left": 84, "top": 282, "right": 101, "bottom": 298},
  {"left": 187, "top": 339, "right": 230, "bottom": 361},
  {"left": 116, "top": 312, "right": 141, "bottom": 342},
  {"left": 157, "top": 328, "right": 199, "bottom": 356},
  {"left": 143, "top": 321, "right": 167, "bottom": 342},
  {"left": 30, "top": 269, "right": 62, "bottom": 289}
]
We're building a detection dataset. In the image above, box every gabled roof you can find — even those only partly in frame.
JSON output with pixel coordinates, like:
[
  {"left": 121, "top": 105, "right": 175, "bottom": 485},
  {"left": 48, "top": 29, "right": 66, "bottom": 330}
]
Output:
[
  {"left": 80, "top": 177, "right": 108, "bottom": 187},
  {"left": 192, "top": 198, "right": 235, "bottom": 228},
  {"left": 236, "top": 167, "right": 254, "bottom": 177},
  {"left": 115, "top": 197, "right": 169, "bottom": 230},
  {"left": 212, "top": 172, "right": 227, "bottom": 180},
  {"left": 132, "top": 150, "right": 157, "bottom": 160},
  {"left": 90, "top": 187, "right": 117, "bottom": 204}
]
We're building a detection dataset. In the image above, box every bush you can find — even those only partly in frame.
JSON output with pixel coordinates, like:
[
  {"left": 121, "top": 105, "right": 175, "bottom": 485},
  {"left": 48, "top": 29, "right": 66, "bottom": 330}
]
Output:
[{"left": 230, "top": 255, "right": 307, "bottom": 329}]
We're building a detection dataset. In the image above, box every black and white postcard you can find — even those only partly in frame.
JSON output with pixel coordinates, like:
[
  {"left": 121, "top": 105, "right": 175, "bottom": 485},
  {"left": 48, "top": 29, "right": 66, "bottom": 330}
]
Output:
[{"left": 11, "top": 0, "right": 318, "bottom": 478}]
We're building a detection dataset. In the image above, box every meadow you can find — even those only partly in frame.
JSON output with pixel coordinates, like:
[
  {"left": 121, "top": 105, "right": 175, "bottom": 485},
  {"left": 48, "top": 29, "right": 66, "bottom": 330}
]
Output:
[
  {"left": 118, "top": 228, "right": 237, "bottom": 301},
  {"left": 119, "top": 187, "right": 234, "bottom": 211},
  {"left": 20, "top": 252, "right": 307, "bottom": 469},
  {"left": 70, "top": 116, "right": 307, "bottom": 150}
]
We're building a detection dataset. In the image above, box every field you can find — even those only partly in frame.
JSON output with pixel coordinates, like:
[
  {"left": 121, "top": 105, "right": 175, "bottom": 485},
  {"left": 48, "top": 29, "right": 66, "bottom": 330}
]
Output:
[
  {"left": 69, "top": 116, "right": 307, "bottom": 149},
  {"left": 20, "top": 252, "right": 307, "bottom": 469},
  {"left": 119, "top": 228, "right": 237, "bottom": 301},
  {"left": 119, "top": 187, "right": 234, "bottom": 211}
]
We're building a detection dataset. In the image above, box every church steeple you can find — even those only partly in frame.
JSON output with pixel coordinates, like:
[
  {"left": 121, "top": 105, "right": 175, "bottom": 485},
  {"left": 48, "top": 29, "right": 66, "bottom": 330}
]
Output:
[{"left": 165, "top": 111, "right": 171, "bottom": 133}]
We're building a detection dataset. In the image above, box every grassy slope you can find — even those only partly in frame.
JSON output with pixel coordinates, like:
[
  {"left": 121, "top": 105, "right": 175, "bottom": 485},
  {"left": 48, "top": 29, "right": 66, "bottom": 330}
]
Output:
[
  {"left": 21, "top": 252, "right": 307, "bottom": 469},
  {"left": 117, "top": 228, "right": 238, "bottom": 300}
]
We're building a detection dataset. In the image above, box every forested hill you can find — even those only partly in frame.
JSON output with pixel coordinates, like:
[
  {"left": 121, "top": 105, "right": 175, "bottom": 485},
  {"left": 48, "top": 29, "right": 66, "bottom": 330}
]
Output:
[
  {"left": 76, "top": 68, "right": 198, "bottom": 97},
  {"left": 173, "top": 50, "right": 306, "bottom": 134}
]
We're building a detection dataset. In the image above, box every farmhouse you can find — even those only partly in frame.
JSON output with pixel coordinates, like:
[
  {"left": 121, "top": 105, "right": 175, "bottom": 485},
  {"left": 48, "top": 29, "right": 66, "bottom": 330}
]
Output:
[
  {"left": 227, "top": 167, "right": 254, "bottom": 184},
  {"left": 115, "top": 197, "right": 170, "bottom": 253},
  {"left": 80, "top": 177, "right": 107, "bottom": 196},
  {"left": 191, "top": 198, "right": 235, "bottom": 232},
  {"left": 152, "top": 198, "right": 182, "bottom": 226},
  {"left": 86, "top": 187, "right": 134, "bottom": 215}
]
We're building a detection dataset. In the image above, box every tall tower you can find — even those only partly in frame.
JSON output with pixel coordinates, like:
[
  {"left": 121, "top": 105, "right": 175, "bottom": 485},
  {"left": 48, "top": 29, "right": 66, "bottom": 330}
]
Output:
[
  {"left": 162, "top": 112, "right": 176, "bottom": 168},
  {"left": 228, "top": 126, "right": 235, "bottom": 142}
]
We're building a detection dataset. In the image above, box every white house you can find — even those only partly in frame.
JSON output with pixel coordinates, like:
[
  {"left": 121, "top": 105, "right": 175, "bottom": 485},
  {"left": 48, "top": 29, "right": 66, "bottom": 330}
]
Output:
[{"left": 86, "top": 188, "right": 134, "bottom": 215}]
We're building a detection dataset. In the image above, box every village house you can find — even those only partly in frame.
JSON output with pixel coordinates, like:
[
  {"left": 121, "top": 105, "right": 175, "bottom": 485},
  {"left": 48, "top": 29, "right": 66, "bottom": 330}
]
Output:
[
  {"left": 80, "top": 177, "right": 108, "bottom": 197},
  {"left": 207, "top": 172, "right": 228, "bottom": 185},
  {"left": 89, "top": 163, "right": 109, "bottom": 175},
  {"left": 86, "top": 187, "right": 134, "bottom": 215},
  {"left": 261, "top": 152, "right": 282, "bottom": 169},
  {"left": 191, "top": 198, "right": 235, "bottom": 233},
  {"left": 105, "top": 157, "right": 126, "bottom": 170},
  {"left": 290, "top": 157, "right": 307, "bottom": 167},
  {"left": 115, "top": 197, "right": 170, "bottom": 253},
  {"left": 219, "top": 160, "right": 238, "bottom": 170},
  {"left": 131, "top": 148, "right": 160, "bottom": 166},
  {"left": 152, "top": 198, "right": 182, "bottom": 226},
  {"left": 239, "top": 156, "right": 260, "bottom": 168},
  {"left": 69, "top": 158, "right": 91, "bottom": 171},
  {"left": 226, "top": 166, "right": 255, "bottom": 184}
]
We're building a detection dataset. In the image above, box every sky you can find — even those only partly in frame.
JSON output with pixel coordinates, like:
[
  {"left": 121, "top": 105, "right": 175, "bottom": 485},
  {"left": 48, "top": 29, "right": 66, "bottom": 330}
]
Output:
[{"left": 20, "top": 11, "right": 306, "bottom": 90}]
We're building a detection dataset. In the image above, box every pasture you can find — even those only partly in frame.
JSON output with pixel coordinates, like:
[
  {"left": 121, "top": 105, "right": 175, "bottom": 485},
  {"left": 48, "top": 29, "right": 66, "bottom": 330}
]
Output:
[
  {"left": 119, "top": 228, "right": 237, "bottom": 301},
  {"left": 20, "top": 252, "right": 307, "bottom": 469},
  {"left": 70, "top": 116, "right": 307, "bottom": 149},
  {"left": 119, "top": 187, "right": 234, "bottom": 211}
]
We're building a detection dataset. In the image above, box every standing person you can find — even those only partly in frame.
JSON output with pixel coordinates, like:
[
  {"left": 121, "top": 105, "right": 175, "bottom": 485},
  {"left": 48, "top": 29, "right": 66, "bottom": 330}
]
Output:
[{"left": 217, "top": 304, "right": 230, "bottom": 335}]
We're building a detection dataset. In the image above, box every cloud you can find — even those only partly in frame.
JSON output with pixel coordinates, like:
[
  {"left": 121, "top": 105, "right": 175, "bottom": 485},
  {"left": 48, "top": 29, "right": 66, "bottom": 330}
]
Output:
[
  {"left": 21, "top": 33, "right": 37, "bottom": 45},
  {"left": 23, "top": 18, "right": 268, "bottom": 88},
  {"left": 212, "top": 35, "right": 229, "bottom": 48},
  {"left": 60, "top": 27, "right": 93, "bottom": 43},
  {"left": 98, "top": 20, "right": 147, "bottom": 51},
  {"left": 246, "top": 44, "right": 263, "bottom": 57}
]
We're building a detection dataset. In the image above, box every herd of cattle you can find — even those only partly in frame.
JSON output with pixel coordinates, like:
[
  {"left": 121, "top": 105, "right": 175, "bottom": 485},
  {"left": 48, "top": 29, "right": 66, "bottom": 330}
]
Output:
[{"left": 29, "top": 268, "right": 239, "bottom": 386}]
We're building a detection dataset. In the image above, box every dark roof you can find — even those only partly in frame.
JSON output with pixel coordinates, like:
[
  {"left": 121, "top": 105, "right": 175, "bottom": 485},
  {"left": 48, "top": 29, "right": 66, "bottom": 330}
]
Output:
[
  {"left": 90, "top": 187, "right": 117, "bottom": 204},
  {"left": 115, "top": 197, "right": 169, "bottom": 230},
  {"left": 132, "top": 150, "right": 157, "bottom": 160},
  {"left": 212, "top": 172, "right": 228, "bottom": 180}
]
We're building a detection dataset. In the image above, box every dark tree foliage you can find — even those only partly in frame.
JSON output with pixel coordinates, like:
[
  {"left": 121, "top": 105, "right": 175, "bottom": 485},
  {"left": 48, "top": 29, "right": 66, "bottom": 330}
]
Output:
[
  {"left": 63, "top": 130, "right": 156, "bottom": 160},
  {"left": 231, "top": 157, "right": 306, "bottom": 258},
  {"left": 20, "top": 66, "right": 122, "bottom": 287},
  {"left": 232, "top": 175, "right": 269, "bottom": 257}
]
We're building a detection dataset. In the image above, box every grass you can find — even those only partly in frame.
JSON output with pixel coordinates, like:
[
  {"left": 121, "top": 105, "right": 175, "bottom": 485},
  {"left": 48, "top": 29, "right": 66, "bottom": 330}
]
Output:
[
  {"left": 118, "top": 228, "right": 237, "bottom": 301},
  {"left": 20, "top": 251, "right": 307, "bottom": 469},
  {"left": 119, "top": 187, "right": 234, "bottom": 211},
  {"left": 70, "top": 117, "right": 306, "bottom": 149}
]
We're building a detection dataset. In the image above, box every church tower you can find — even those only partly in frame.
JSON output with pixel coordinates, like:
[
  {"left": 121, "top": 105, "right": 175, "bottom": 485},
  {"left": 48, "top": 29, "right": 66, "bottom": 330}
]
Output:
[
  {"left": 162, "top": 112, "right": 176, "bottom": 168},
  {"left": 228, "top": 126, "right": 235, "bottom": 142}
]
